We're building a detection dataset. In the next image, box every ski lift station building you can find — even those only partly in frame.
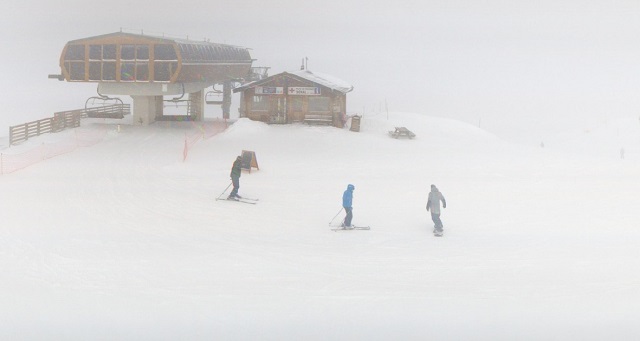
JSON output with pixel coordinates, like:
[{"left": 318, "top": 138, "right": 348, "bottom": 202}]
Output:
[
  {"left": 56, "top": 31, "right": 254, "bottom": 124},
  {"left": 234, "top": 70, "right": 353, "bottom": 127}
]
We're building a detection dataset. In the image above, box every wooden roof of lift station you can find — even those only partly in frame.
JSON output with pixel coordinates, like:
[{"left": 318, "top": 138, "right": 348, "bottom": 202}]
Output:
[
  {"left": 59, "top": 31, "right": 253, "bottom": 87},
  {"left": 234, "top": 70, "right": 353, "bottom": 127},
  {"left": 55, "top": 31, "right": 255, "bottom": 124}
]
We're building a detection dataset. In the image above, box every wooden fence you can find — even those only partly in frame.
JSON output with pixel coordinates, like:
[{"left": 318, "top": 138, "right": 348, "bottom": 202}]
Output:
[
  {"left": 84, "top": 104, "right": 129, "bottom": 119},
  {"left": 8, "top": 104, "right": 129, "bottom": 145}
]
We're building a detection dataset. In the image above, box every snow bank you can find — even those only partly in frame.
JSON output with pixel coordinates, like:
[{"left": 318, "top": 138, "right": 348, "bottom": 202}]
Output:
[{"left": 1, "top": 112, "right": 639, "bottom": 340}]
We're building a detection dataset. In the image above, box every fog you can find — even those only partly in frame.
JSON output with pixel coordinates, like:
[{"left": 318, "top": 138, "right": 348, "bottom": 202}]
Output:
[{"left": 1, "top": 0, "right": 639, "bottom": 144}]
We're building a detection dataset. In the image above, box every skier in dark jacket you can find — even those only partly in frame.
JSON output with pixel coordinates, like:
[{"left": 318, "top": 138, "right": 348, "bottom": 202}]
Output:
[
  {"left": 228, "top": 156, "right": 242, "bottom": 199},
  {"left": 342, "top": 184, "right": 355, "bottom": 228},
  {"left": 426, "top": 184, "right": 446, "bottom": 234}
]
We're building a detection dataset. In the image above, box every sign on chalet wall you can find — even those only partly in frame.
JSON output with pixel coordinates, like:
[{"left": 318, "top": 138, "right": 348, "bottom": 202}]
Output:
[
  {"left": 288, "top": 87, "right": 321, "bottom": 95},
  {"left": 255, "top": 86, "right": 284, "bottom": 95}
]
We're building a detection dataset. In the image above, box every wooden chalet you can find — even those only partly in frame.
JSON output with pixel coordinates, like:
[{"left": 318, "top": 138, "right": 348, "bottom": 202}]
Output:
[{"left": 234, "top": 70, "right": 353, "bottom": 127}]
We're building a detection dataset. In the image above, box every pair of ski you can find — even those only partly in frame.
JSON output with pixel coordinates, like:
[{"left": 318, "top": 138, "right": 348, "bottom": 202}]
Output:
[
  {"left": 331, "top": 225, "right": 370, "bottom": 231},
  {"left": 216, "top": 196, "right": 259, "bottom": 205}
]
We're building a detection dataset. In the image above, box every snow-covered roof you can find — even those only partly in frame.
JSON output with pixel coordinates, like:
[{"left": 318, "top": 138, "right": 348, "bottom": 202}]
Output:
[
  {"left": 287, "top": 70, "right": 353, "bottom": 94},
  {"left": 234, "top": 70, "right": 353, "bottom": 94}
]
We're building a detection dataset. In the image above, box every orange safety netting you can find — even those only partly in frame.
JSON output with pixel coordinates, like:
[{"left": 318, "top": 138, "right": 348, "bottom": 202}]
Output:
[{"left": 1, "top": 128, "right": 109, "bottom": 175}]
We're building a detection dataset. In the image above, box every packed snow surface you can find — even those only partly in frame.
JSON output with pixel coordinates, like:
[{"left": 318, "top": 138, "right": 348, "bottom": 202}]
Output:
[{"left": 1, "top": 112, "right": 639, "bottom": 340}]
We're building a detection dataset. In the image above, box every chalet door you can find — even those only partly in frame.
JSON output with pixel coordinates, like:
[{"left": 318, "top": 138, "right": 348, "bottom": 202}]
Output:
[
  {"left": 288, "top": 96, "right": 305, "bottom": 122},
  {"left": 269, "top": 97, "right": 286, "bottom": 123}
]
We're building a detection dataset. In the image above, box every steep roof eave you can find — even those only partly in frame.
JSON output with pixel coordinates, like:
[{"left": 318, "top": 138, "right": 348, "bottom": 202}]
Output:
[{"left": 233, "top": 71, "right": 353, "bottom": 94}]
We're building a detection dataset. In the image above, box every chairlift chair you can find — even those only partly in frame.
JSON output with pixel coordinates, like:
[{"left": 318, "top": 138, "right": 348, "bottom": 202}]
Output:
[
  {"left": 84, "top": 89, "right": 125, "bottom": 118},
  {"left": 205, "top": 84, "right": 224, "bottom": 105}
]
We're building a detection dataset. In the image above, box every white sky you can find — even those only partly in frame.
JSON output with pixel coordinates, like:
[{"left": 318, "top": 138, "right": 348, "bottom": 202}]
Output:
[{"left": 1, "top": 0, "right": 639, "bottom": 143}]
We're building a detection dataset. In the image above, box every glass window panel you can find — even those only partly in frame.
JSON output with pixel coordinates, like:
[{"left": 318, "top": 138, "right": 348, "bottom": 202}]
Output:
[
  {"left": 252, "top": 96, "right": 268, "bottom": 111},
  {"left": 136, "top": 45, "right": 149, "bottom": 60},
  {"left": 291, "top": 97, "right": 304, "bottom": 111},
  {"left": 227, "top": 48, "right": 235, "bottom": 59},
  {"left": 89, "top": 45, "right": 102, "bottom": 60},
  {"left": 191, "top": 45, "right": 199, "bottom": 60},
  {"left": 103, "top": 45, "right": 116, "bottom": 60},
  {"left": 102, "top": 62, "right": 116, "bottom": 81},
  {"left": 192, "top": 46, "right": 199, "bottom": 60},
  {"left": 121, "top": 62, "right": 135, "bottom": 81},
  {"left": 197, "top": 46, "right": 205, "bottom": 60},
  {"left": 186, "top": 45, "right": 195, "bottom": 60},
  {"left": 154, "top": 44, "right": 177, "bottom": 60},
  {"left": 136, "top": 62, "right": 149, "bottom": 81},
  {"left": 154, "top": 62, "right": 171, "bottom": 81},
  {"left": 68, "top": 62, "right": 85, "bottom": 80},
  {"left": 89, "top": 62, "right": 101, "bottom": 80},
  {"left": 121, "top": 45, "right": 135, "bottom": 60},
  {"left": 65, "top": 45, "right": 85, "bottom": 61},
  {"left": 308, "top": 97, "right": 330, "bottom": 111}
]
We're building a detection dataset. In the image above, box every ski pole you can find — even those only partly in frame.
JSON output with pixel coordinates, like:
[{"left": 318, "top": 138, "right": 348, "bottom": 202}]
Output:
[
  {"left": 216, "top": 182, "right": 232, "bottom": 200},
  {"left": 328, "top": 207, "right": 344, "bottom": 225}
]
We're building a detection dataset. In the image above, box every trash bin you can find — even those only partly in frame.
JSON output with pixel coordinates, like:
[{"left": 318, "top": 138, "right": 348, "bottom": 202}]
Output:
[{"left": 350, "top": 115, "right": 361, "bottom": 132}]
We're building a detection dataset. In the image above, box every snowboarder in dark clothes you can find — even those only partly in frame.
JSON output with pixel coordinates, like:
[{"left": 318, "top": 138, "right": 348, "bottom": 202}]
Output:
[
  {"left": 426, "top": 184, "right": 446, "bottom": 234},
  {"left": 342, "top": 184, "right": 355, "bottom": 228},
  {"left": 228, "top": 156, "right": 242, "bottom": 199}
]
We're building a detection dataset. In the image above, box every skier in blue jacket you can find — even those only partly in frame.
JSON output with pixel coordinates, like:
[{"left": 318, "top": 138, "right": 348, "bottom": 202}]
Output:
[{"left": 342, "top": 184, "right": 355, "bottom": 228}]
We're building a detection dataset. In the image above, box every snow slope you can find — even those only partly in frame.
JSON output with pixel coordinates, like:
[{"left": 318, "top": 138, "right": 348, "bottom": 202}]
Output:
[{"left": 1, "top": 112, "right": 639, "bottom": 340}]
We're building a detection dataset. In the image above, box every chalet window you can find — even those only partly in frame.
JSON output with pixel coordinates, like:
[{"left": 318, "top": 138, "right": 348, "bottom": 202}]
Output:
[
  {"left": 154, "top": 62, "right": 170, "bottom": 81},
  {"left": 103, "top": 45, "right": 116, "bottom": 60},
  {"left": 121, "top": 45, "right": 135, "bottom": 60},
  {"left": 64, "top": 44, "right": 85, "bottom": 80},
  {"left": 136, "top": 45, "right": 149, "bottom": 60},
  {"left": 308, "top": 97, "right": 330, "bottom": 112},
  {"left": 68, "top": 62, "right": 85, "bottom": 80},
  {"left": 89, "top": 62, "right": 101, "bottom": 80},
  {"left": 154, "top": 44, "right": 177, "bottom": 61},
  {"left": 102, "top": 62, "right": 116, "bottom": 81},
  {"left": 252, "top": 96, "right": 268, "bottom": 111},
  {"left": 136, "top": 63, "right": 149, "bottom": 81},
  {"left": 154, "top": 62, "right": 176, "bottom": 82},
  {"left": 121, "top": 62, "right": 135, "bottom": 81},
  {"left": 89, "top": 45, "right": 102, "bottom": 60},
  {"left": 65, "top": 45, "right": 85, "bottom": 61},
  {"left": 291, "top": 97, "right": 304, "bottom": 111},
  {"left": 118, "top": 45, "right": 150, "bottom": 81}
]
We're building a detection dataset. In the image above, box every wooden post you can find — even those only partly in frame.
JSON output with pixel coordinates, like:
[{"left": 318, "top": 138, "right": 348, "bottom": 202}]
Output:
[{"left": 183, "top": 135, "right": 188, "bottom": 162}]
